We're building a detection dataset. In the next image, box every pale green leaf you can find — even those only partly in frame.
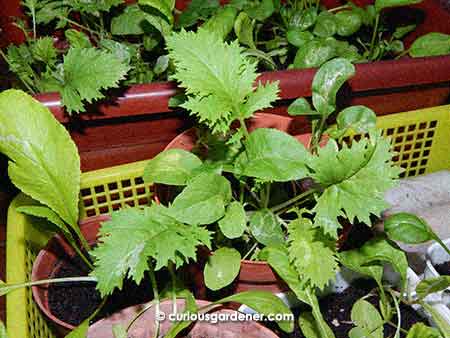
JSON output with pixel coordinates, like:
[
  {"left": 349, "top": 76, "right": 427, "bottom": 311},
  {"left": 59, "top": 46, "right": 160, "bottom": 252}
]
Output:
[
  {"left": 61, "top": 47, "right": 130, "bottom": 113},
  {"left": 143, "top": 149, "right": 202, "bottom": 185},
  {"left": 240, "top": 81, "right": 280, "bottom": 119},
  {"left": 416, "top": 276, "right": 450, "bottom": 299},
  {"left": 99, "top": 39, "right": 134, "bottom": 65},
  {"left": 409, "top": 33, "right": 450, "bottom": 58},
  {"left": 384, "top": 212, "right": 434, "bottom": 244},
  {"left": 299, "top": 311, "right": 335, "bottom": 338},
  {"left": 0, "top": 321, "right": 6, "bottom": 338},
  {"left": 288, "top": 218, "right": 338, "bottom": 290},
  {"left": 65, "top": 29, "right": 91, "bottom": 48},
  {"left": 393, "top": 25, "right": 416, "bottom": 39},
  {"left": 312, "top": 58, "right": 355, "bottom": 116},
  {"left": 170, "top": 172, "right": 232, "bottom": 225},
  {"left": 375, "top": 0, "right": 422, "bottom": 12},
  {"left": 406, "top": 323, "right": 441, "bottom": 338},
  {"left": 350, "top": 299, "right": 384, "bottom": 338},
  {"left": 249, "top": 209, "right": 284, "bottom": 246},
  {"left": 235, "top": 128, "right": 311, "bottom": 182},
  {"left": 339, "top": 249, "right": 383, "bottom": 284},
  {"left": 218, "top": 201, "right": 247, "bottom": 239},
  {"left": 65, "top": 319, "right": 89, "bottom": 338},
  {"left": 154, "top": 55, "right": 169, "bottom": 75},
  {"left": 204, "top": 247, "right": 241, "bottom": 290},
  {"left": 310, "top": 134, "right": 401, "bottom": 237},
  {"left": 422, "top": 303, "right": 450, "bottom": 338},
  {"left": 111, "top": 5, "right": 147, "bottom": 35},
  {"left": 234, "top": 11, "right": 256, "bottom": 48},
  {"left": 0, "top": 89, "right": 80, "bottom": 228}
]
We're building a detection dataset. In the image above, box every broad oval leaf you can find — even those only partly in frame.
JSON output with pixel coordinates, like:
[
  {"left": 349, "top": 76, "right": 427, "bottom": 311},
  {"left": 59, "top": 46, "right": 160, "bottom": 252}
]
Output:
[
  {"left": 336, "top": 105, "right": 376, "bottom": 133},
  {"left": 335, "top": 10, "right": 362, "bottom": 37},
  {"left": 406, "top": 323, "right": 441, "bottom": 338},
  {"left": 0, "top": 90, "right": 80, "bottom": 228},
  {"left": 202, "top": 6, "right": 238, "bottom": 40},
  {"left": 312, "top": 58, "right": 355, "bottom": 116},
  {"left": 111, "top": 5, "right": 147, "bottom": 35},
  {"left": 351, "top": 299, "right": 384, "bottom": 338},
  {"left": 288, "top": 97, "right": 316, "bottom": 116},
  {"left": 249, "top": 209, "right": 284, "bottom": 246},
  {"left": 235, "top": 128, "right": 311, "bottom": 182},
  {"left": 289, "top": 8, "right": 317, "bottom": 31},
  {"left": 218, "top": 290, "right": 294, "bottom": 333},
  {"left": 287, "top": 29, "right": 314, "bottom": 48},
  {"left": 375, "top": 0, "right": 422, "bottom": 12},
  {"left": 245, "top": 0, "right": 275, "bottom": 21},
  {"left": 393, "top": 24, "right": 416, "bottom": 39},
  {"left": 293, "top": 40, "right": 337, "bottom": 69},
  {"left": 143, "top": 149, "right": 203, "bottom": 185},
  {"left": 218, "top": 201, "right": 247, "bottom": 239},
  {"left": 409, "top": 33, "right": 450, "bottom": 58},
  {"left": 416, "top": 276, "right": 450, "bottom": 299},
  {"left": 384, "top": 212, "right": 434, "bottom": 244},
  {"left": 339, "top": 249, "right": 383, "bottom": 284},
  {"left": 234, "top": 11, "right": 255, "bottom": 48},
  {"left": 154, "top": 55, "right": 169, "bottom": 75},
  {"left": 204, "top": 247, "right": 241, "bottom": 290},
  {"left": 313, "top": 11, "right": 337, "bottom": 38},
  {"left": 170, "top": 172, "right": 232, "bottom": 225}
]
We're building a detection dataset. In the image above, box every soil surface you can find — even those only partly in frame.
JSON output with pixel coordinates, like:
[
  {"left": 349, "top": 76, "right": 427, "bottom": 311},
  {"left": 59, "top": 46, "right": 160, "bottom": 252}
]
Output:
[
  {"left": 435, "top": 261, "right": 450, "bottom": 276},
  {"left": 48, "top": 254, "right": 154, "bottom": 326},
  {"left": 270, "top": 280, "right": 426, "bottom": 338}
]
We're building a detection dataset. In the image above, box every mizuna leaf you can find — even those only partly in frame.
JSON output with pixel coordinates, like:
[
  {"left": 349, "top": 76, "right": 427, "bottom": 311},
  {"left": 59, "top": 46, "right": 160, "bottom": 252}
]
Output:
[
  {"left": 0, "top": 90, "right": 80, "bottom": 228},
  {"left": 204, "top": 247, "right": 241, "bottom": 290},
  {"left": 218, "top": 201, "right": 247, "bottom": 239},
  {"left": 170, "top": 172, "right": 232, "bottom": 225},
  {"left": 288, "top": 217, "right": 338, "bottom": 290},
  {"left": 312, "top": 58, "right": 355, "bottom": 116},
  {"left": 416, "top": 276, "right": 450, "bottom": 299},
  {"left": 143, "top": 149, "right": 203, "bottom": 185},
  {"left": 31, "top": 37, "right": 58, "bottom": 64},
  {"left": 310, "top": 133, "right": 402, "bottom": 237},
  {"left": 235, "top": 128, "right": 311, "bottom": 182},
  {"left": 61, "top": 47, "right": 130, "bottom": 113},
  {"left": 240, "top": 81, "right": 280, "bottom": 119}
]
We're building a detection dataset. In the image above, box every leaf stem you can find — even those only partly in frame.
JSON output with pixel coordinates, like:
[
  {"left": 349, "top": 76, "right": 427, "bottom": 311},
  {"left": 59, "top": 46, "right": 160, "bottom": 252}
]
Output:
[
  {"left": 149, "top": 269, "right": 160, "bottom": 338},
  {"left": 328, "top": 5, "right": 351, "bottom": 13},
  {"left": 71, "top": 236, "right": 94, "bottom": 270},
  {"left": 169, "top": 263, "right": 178, "bottom": 314},
  {"left": 242, "top": 242, "right": 258, "bottom": 260},
  {"left": 1, "top": 276, "right": 97, "bottom": 295},
  {"left": 263, "top": 183, "right": 271, "bottom": 208},
  {"left": 433, "top": 235, "right": 450, "bottom": 257},
  {"left": 310, "top": 116, "right": 327, "bottom": 154},
  {"left": 369, "top": 14, "right": 380, "bottom": 60},
  {"left": 239, "top": 118, "right": 250, "bottom": 140},
  {"left": 58, "top": 16, "right": 102, "bottom": 37},
  {"left": 271, "top": 188, "right": 317, "bottom": 214}
]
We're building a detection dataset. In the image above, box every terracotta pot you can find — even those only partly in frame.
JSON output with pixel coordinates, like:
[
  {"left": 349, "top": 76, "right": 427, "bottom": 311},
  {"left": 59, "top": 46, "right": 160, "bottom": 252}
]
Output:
[
  {"left": 87, "top": 299, "right": 280, "bottom": 338},
  {"left": 31, "top": 214, "right": 111, "bottom": 336}
]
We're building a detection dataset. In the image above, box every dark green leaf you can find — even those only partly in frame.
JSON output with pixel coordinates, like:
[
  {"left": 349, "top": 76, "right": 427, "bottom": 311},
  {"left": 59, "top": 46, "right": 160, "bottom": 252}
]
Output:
[
  {"left": 139, "top": 0, "right": 175, "bottom": 23},
  {"left": 249, "top": 209, "right": 284, "bottom": 246},
  {"left": 235, "top": 128, "right": 311, "bottom": 182},
  {"left": 170, "top": 172, "right": 232, "bottom": 225},
  {"left": 143, "top": 149, "right": 203, "bottom": 185},
  {"left": 311, "top": 58, "right": 355, "bottom": 116},
  {"left": 416, "top": 276, "right": 450, "bottom": 299},
  {"left": 218, "top": 291, "right": 294, "bottom": 333},
  {"left": 288, "top": 97, "right": 316, "bottom": 116},
  {"left": 245, "top": 0, "right": 275, "bottom": 21},
  {"left": 204, "top": 247, "right": 241, "bottom": 290},
  {"left": 203, "top": 6, "right": 238, "bottom": 40},
  {"left": 31, "top": 37, "right": 57, "bottom": 64},
  {"left": 393, "top": 24, "right": 416, "bottom": 39},
  {"left": 335, "top": 10, "right": 362, "bottom": 37},
  {"left": 177, "top": 0, "right": 220, "bottom": 28},
  {"left": 234, "top": 12, "right": 256, "bottom": 48},
  {"left": 384, "top": 212, "right": 434, "bottom": 244},
  {"left": 293, "top": 39, "right": 337, "bottom": 69},
  {"left": 287, "top": 30, "right": 314, "bottom": 48},
  {"left": 289, "top": 8, "right": 317, "bottom": 31},
  {"left": 111, "top": 5, "right": 147, "bottom": 35},
  {"left": 409, "top": 33, "right": 450, "bottom": 58},
  {"left": 218, "top": 201, "right": 247, "bottom": 239},
  {"left": 336, "top": 105, "right": 377, "bottom": 133},
  {"left": 375, "top": 0, "right": 422, "bottom": 12},
  {"left": 339, "top": 249, "right": 383, "bottom": 284},
  {"left": 313, "top": 11, "right": 337, "bottom": 38}
]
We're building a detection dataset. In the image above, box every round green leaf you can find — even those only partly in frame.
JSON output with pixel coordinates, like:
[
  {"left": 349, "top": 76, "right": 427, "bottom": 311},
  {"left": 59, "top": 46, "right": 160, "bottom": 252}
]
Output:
[
  {"left": 409, "top": 33, "right": 450, "bottom": 58},
  {"left": 218, "top": 201, "right": 247, "bottom": 239},
  {"left": 287, "top": 29, "right": 314, "bottom": 48},
  {"left": 384, "top": 212, "right": 434, "bottom": 244},
  {"left": 204, "top": 247, "right": 241, "bottom": 290},
  {"left": 249, "top": 209, "right": 284, "bottom": 246},
  {"left": 313, "top": 12, "right": 337, "bottom": 38},
  {"left": 293, "top": 40, "right": 337, "bottom": 69},
  {"left": 289, "top": 7, "right": 317, "bottom": 31},
  {"left": 335, "top": 10, "right": 362, "bottom": 37},
  {"left": 336, "top": 105, "right": 376, "bottom": 133}
]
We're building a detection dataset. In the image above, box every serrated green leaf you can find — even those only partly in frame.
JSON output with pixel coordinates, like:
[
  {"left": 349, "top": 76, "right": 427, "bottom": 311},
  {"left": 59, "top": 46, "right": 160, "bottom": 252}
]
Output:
[
  {"left": 218, "top": 201, "right": 247, "bottom": 239},
  {"left": 384, "top": 212, "right": 434, "bottom": 244},
  {"left": 170, "top": 172, "right": 232, "bottom": 225},
  {"left": 143, "top": 149, "right": 202, "bottom": 185},
  {"left": 71, "top": 0, "right": 123, "bottom": 13},
  {"left": 293, "top": 39, "right": 337, "bottom": 69},
  {"left": 31, "top": 37, "right": 57, "bottom": 64},
  {"left": 17, "top": 204, "right": 71, "bottom": 238},
  {"left": 65, "top": 29, "right": 91, "bottom": 49},
  {"left": 335, "top": 10, "right": 362, "bottom": 37},
  {"left": 240, "top": 81, "right": 280, "bottom": 119},
  {"left": 249, "top": 209, "right": 284, "bottom": 246},
  {"left": 234, "top": 12, "right": 256, "bottom": 49},
  {"left": 112, "top": 324, "right": 127, "bottom": 338},
  {"left": 288, "top": 98, "right": 316, "bottom": 116},
  {"left": 288, "top": 217, "right": 338, "bottom": 290},
  {"left": 416, "top": 276, "right": 450, "bottom": 299},
  {"left": 6, "top": 44, "right": 35, "bottom": 88},
  {"left": 375, "top": 0, "right": 422, "bottom": 12},
  {"left": 312, "top": 58, "right": 355, "bottom": 116},
  {"left": 61, "top": 47, "right": 130, "bottom": 114},
  {"left": 336, "top": 105, "right": 376, "bottom": 133},
  {"left": 350, "top": 299, "right": 384, "bottom": 338},
  {"left": 218, "top": 291, "right": 294, "bottom": 333},
  {"left": 34, "top": 0, "right": 69, "bottom": 26},
  {"left": 313, "top": 11, "right": 337, "bottom": 38},
  {"left": 235, "top": 128, "right": 311, "bottom": 182},
  {"left": 310, "top": 134, "right": 401, "bottom": 237},
  {"left": 202, "top": 6, "right": 238, "bottom": 40},
  {"left": 406, "top": 323, "right": 441, "bottom": 338},
  {"left": 65, "top": 319, "right": 89, "bottom": 338},
  {"left": 139, "top": 0, "right": 175, "bottom": 23},
  {"left": 204, "top": 247, "right": 241, "bottom": 290},
  {"left": 0, "top": 90, "right": 80, "bottom": 229},
  {"left": 111, "top": 5, "right": 147, "bottom": 35},
  {"left": 409, "top": 33, "right": 450, "bottom": 58}
]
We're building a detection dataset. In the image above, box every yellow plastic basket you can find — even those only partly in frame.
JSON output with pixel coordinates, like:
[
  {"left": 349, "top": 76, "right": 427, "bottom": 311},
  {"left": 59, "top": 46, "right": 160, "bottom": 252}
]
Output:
[{"left": 6, "top": 105, "right": 450, "bottom": 338}]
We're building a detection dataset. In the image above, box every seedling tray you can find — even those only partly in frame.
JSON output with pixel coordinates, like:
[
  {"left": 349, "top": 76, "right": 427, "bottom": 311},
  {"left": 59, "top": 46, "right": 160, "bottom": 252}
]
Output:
[{"left": 6, "top": 105, "right": 450, "bottom": 337}]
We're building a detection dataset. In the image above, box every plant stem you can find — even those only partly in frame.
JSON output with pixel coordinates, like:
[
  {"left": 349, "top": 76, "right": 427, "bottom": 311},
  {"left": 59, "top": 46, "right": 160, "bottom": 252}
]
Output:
[
  {"left": 169, "top": 263, "right": 177, "bottom": 314},
  {"left": 242, "top": 242, "right": 258, "bottom": 260},
  {"left": 239, "top": 118, "right": 250, "bottom": 140},
  {"left": 263, "top": 183, "right": 271, "bottom": 208},
  {"left": 369, "top": 14, "right": 380, "bottom": 60},
  {"left": 310, "top": 116, "right": 327, "bottom": 154},
  {"left": 328, "top": 5, "right": 351, "bottom": 13},
  {"left": 149, "top": 269, "right": 160, "bottom": 338},
  {"left": 58, "top": 16, "right": 102, "bottom": 37},
  {"left": 389, "top": 289, "right": 402, "bottom": 338},
  {"left": 71, "top": 238, "right": 94, "bottom": 270},
  {"left": 2, "top": 276, "right": 97, "bottom": 295},
  {"left": 433, "top": 236, "right": 450, "bottom": 257},
  {"left": 271, "top": 188, "right": 317, "bottom": 214},
  {"left": 126, "top": 300, "right": 156, "bottom": 332}
]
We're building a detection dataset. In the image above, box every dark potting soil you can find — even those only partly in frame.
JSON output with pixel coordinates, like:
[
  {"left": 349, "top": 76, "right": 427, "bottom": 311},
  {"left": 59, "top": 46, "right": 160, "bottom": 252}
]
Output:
[
  {"left": 435, "top": 261, "right": 450, "bottom": 276},
  {"left": 48, "top": 254, "right": 155, "bottom": 326},
  {"left": 271, "top": 280, "right": 426, "bottom": 338}
]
